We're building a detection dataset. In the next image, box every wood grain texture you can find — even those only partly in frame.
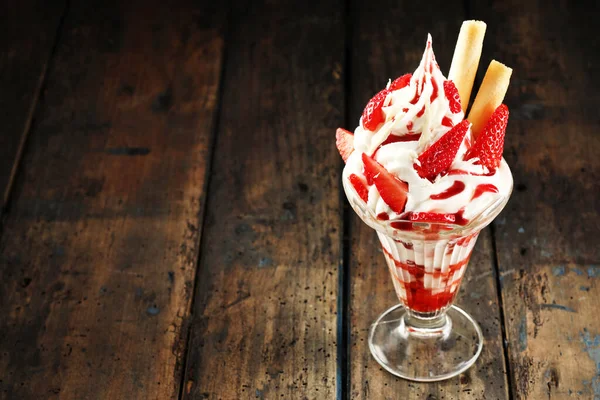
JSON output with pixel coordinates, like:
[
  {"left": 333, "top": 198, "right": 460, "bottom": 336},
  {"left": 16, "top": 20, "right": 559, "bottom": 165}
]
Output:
[
  {"left": 182, "top": 0, "right": 344, "bottom": 398},
  {"left": 0, "top": 1, "right": 225, "bottom": 398},
  {"left": 0, "top": 0, "right": 65, "bottom": 208},
  {"left": 471, "top": 1, "right": 600, "bottom": 399},
  {"left": 347, "top": 1, "right": 509, "bottom": 398}
]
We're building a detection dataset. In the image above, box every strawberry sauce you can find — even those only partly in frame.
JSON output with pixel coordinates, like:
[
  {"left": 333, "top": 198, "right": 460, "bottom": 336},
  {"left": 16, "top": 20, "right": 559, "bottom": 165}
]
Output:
[
  {"left": 382, "top": 246, "right": 473, "bottom": 313},
  {"left": 447, "top": 169, "right": 494, "bottom": 177},
  {"left": 390, "top": 208, "right": 470, "bottom": 231},
  {"left": 377, "top": 212, "right": 389, "bottom": 221},
  {"left": 441, "top": 116, "right": 454, "bottom": 127},
  {"left": 430, "top": 77, "right": 438, "bottom": 102},
  {"left": 390, "top": 221, "right": 414, "bottom": 231},
  {"left": 380, "top": 133, "right": 421, "bottom": 146},
  {"left": 471, "top": 183, "right": 499, "bottom": 200},
  {"left": 430, "top": 181, "right": 465, "bottom": 200},
  {"left": 372, "top": 133, "right": 421, "bottom": 157}
]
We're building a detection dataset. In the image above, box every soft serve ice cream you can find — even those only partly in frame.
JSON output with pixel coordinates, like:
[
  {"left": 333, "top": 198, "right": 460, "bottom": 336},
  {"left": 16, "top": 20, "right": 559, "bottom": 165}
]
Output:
[
  {"left": 337, "top": 34, "right": 512, "bottom": 228},
  {"left": 336, "top": 29, "right": 513, "bottom": 313}
]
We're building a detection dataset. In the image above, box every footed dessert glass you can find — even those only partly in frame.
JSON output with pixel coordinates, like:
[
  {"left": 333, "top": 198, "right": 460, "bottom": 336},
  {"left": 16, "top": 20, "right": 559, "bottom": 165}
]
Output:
[{"left": 344, "top": 178, "right": 512, "bottom": 381}]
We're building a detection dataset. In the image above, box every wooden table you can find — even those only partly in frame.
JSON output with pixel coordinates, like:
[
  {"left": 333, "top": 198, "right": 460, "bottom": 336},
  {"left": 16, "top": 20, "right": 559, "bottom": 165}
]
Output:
[{"left": 1, "top": 1, "right": 598, "bottom": 399}]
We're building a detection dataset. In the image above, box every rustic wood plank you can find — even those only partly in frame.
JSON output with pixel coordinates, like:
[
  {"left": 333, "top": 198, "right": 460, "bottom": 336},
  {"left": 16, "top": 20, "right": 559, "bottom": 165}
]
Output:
[
  {"left": 0, "top": 1, "right": 225, "bottom": 398},
  {"left": 471, "top": 1, "right": 600, "bottom": 398},
  {"left": 347, "top": 1, "right": 510, "bottom": 398},
  {"left": 181, "top": 1, "right": 344, "bottom": 398},
  {"left": 0, "top": 0, "right": 65, "bottom": 209}
]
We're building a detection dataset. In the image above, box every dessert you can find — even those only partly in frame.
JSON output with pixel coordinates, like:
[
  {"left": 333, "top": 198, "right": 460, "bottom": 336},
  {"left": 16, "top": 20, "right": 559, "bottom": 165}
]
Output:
[
  {"left": 336, "top": 28, "right": 512, "bottom": 314},
  {"left": 336, "top": 20, "right": 514, "bottom": 381}
]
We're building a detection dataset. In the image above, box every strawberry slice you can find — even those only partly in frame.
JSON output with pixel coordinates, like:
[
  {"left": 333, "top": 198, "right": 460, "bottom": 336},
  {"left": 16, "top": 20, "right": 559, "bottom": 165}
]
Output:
[
  {"left": 389, "top": 74, "right": 412, "bottom": 91},
  {"left": 362, "top": 89, "right": 389, "bottom": 131},
  {"left": 416, "top": 119, "right": 470, "bottom": 180},
  {"left": 444, "top": 80, "right": 462, "bottom": 114},
  {"left": 349, "top": 174, "right": 369, "bottom": 202},
  {"left": 362, "top": 154, "right": 408, "bottom": 213},
  {"left": 409, "top": 212, "right": 456, "bottom": 223},
  {"left": 335, "top": 128, "right": 354, "bottom": 162},
  {"left": 465, "top": 104, "right": 509, "bottom": 170}
]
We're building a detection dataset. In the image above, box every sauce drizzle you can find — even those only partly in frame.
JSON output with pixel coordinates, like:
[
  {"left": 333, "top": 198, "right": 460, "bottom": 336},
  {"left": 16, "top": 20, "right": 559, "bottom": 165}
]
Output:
[{"left": 430, "top": 181, "right": 465, "bottom": 200}]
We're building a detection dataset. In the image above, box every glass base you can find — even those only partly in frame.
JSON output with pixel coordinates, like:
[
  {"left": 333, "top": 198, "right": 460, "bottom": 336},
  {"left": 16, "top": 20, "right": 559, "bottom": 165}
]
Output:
[{"left": 368, "top": 304, "right": 483, "bottom": 382}]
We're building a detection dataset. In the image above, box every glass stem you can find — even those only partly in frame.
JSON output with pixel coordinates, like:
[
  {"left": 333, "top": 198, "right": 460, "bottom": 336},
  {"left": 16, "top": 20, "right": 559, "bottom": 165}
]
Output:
[{"left": 401, "top": 309, "right": 452, "bottom": 338}]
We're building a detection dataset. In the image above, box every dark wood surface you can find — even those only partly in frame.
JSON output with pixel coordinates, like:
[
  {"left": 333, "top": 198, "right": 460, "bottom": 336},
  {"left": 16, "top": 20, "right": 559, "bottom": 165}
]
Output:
[
  {"left": 0, "top": 0, "right": 224, "bottom": 398},
  {"left": 182, "top": 1, "right": 343, "bottom": 398},
  {"left": 0, "top": 1, "right": 598, "bottom": 399},
  {"left": 0, "top": 1, "right": 66, "bottom": 208}
]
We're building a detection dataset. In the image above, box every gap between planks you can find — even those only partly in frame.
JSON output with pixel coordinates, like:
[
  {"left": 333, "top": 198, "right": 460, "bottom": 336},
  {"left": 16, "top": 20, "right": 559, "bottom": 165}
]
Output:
[
  {"left": 337, "top": 0, "right": 354, "bottom": 398},
  {"left": 1, "top": 1, "right": 70, "bottom": 218},
  {"left": 177, "top": 3, "right": 233, "bottom": 400}
]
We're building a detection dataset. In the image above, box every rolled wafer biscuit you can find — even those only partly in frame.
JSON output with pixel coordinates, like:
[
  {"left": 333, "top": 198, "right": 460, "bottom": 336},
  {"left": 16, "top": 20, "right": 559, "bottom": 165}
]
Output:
[
  {"left": 448, "top": 21, "right": 487, "bottom": 112},
  {"left": 467, "top": 60, "right": 512, "bottom": 139}
]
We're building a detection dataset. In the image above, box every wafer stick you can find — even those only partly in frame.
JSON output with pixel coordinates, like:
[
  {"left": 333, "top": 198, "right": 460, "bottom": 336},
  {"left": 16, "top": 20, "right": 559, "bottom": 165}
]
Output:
[
  {"left": 448, "top": 21, "right": 487, "bottom": 112},
  {"left": 467, "top": 60, "right": 512, "bottom": 138}
]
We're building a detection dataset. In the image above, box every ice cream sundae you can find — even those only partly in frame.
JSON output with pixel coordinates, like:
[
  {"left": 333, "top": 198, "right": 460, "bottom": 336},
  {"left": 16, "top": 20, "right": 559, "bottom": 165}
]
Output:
[{"left": 337, "top": 20, "right": 513, "bottom": 381}]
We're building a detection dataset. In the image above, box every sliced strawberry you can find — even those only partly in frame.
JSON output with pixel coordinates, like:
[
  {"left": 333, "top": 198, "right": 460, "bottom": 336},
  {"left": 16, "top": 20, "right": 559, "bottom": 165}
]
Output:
[
  {"left": 335, "top": 127, "right": 354, "bottom": 163},
  {"left": 389, "top": 74, "right": 412, "bottom": 91},
  {"left": 362, "top": 154, "right": 408, "bottom": 213},
  {"left": 416, "top": 119, "right": 470, "bottom": 179},
  {"left": 465, "top": 104, "right": 509, "bottom": 170},
  {"left": 349, "top": 174, "right": 369, "bottom": 202},
  {"left": 409, "top": 212, "right": 456, "bottom": 223},
  {"left": 444, "top": 80, "right": 462, "bottom": 114},
  {"left": 362, "top": 89, "right": 389, "bottom": 131}
]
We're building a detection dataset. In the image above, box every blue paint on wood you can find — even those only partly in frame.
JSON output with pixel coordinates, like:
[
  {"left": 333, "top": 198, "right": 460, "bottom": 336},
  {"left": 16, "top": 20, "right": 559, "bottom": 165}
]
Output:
[
  {"left": 588, "top": 265, "right": 600, "bottom": 278},
  {"left": 580, "top": 330, "right": 600, "bottom": 397},
  {"left": 258, "top": 257, "right": 273, "bottom": 268},
  {"left": 541, "top": 304, "right": 576, "bottom": 313},
  {"left": 572, "top": 266, "right": 584, "bottom": 276},
  {"left": 146, "top": 306, "right": 160, "bottom": 316},
  {"left": 518, "top": 316, "right": 527, "bottom": 352},
  {"left": 552, "top": 265, "right": 566, "bottom": 276}
]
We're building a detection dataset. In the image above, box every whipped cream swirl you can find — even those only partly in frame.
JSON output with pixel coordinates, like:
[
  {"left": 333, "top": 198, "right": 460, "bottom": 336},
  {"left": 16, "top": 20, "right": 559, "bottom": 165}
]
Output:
[{"left": 344, "top": 34, "right": 513, "bottom": 223}]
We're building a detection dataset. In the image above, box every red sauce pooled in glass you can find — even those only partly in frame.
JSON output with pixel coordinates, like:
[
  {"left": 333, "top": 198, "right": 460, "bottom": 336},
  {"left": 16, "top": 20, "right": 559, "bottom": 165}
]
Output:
[{"left": 382, "top": 246, "right": 474, "bottom": 312}]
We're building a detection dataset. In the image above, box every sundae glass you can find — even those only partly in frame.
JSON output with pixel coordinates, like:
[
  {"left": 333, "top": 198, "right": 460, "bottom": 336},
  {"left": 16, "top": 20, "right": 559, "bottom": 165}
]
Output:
[{"left": 336, "top": 21, "right": 513, "bottom": 381}]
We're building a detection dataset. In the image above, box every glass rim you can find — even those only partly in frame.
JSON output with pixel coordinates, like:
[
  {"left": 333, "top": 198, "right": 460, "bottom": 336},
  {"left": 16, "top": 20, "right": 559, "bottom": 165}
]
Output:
[{"left": 344, "top": 178, "right": 513, "bottom": 239}]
